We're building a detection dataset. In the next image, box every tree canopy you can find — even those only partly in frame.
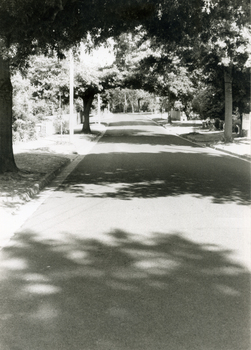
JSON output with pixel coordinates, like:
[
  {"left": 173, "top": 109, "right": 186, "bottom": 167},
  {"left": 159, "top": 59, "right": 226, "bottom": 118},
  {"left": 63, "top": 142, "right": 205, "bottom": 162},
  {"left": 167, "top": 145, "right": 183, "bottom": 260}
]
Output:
[
  {"left": 0, "top": 0, "right": 159, "bottom": 172},
  {"left": 0, "top": 0, "right": 250, "bottom": 172},
  {"left": 190, "top": 0, "right": 250, "bottom": 140},
  {"left": 111, "top": 0, "right": 250, "bottom": 138}
]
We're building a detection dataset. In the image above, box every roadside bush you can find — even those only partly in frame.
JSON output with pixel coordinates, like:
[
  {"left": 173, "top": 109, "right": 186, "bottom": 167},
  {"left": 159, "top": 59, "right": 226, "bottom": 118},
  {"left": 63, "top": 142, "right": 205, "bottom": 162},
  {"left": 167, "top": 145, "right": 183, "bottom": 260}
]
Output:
[
  {"left": 13, "top": 118, "right": 37, "bottom": 142},
  {"left": 214, "top": 118, "right": 224, "bottom": 130},
  {"left": 53, "top": 116, "right": 69, "bottom": 134},
  {"left": 232, "top": 119, "right": 241, "bottom": 134}
]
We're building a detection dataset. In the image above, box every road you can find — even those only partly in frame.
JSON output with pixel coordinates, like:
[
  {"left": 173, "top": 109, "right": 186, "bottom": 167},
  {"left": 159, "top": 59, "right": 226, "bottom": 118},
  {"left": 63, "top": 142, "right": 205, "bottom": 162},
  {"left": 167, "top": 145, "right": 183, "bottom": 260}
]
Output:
[{"left": 0, "top": 114, "right": 250, "bottom": 350}]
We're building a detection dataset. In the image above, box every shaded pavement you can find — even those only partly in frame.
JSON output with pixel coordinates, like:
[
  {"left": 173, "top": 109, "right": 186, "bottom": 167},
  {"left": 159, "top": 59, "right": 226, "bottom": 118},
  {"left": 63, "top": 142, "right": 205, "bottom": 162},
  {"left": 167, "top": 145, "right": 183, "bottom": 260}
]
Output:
[{"left": 0, "top": 114, "right": 250, "bottom": 350}]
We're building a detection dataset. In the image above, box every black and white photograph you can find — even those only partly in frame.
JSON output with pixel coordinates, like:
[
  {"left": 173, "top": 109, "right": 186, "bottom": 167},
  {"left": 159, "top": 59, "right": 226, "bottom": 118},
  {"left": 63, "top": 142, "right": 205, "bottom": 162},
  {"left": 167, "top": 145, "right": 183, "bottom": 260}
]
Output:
[{"left": 0, "top": 1, "right": 250, "bottom": 349}]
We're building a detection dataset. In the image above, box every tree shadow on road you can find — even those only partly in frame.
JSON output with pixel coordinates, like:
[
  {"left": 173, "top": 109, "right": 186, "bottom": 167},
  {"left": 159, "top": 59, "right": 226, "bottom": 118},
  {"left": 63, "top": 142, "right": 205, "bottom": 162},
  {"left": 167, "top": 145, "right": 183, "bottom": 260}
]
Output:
[
  {"left": 108, "top": 120, "right": 152, "bottom": 127},
  {"left": 60, "top": 150, "right": 250, "bottom": 205},
  {"left": 0, "top": 229, "right": 250, "bottom": 350},
  {"left": 101, "top": 131, "right": 200, "bottom": 146}
]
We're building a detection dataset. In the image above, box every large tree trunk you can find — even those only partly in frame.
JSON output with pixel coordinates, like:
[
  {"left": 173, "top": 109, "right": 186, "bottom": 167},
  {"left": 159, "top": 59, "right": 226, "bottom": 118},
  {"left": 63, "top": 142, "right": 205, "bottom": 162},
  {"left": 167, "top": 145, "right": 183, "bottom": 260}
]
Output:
[
  {"left": 224, "top": 66, "right": 233, "bottom": 142},
  {"left": 81, "top": 94, "right": 94, "bottom": 134},
  {"left": 0, "top": 56, "right": 18, "bottom": 173}
]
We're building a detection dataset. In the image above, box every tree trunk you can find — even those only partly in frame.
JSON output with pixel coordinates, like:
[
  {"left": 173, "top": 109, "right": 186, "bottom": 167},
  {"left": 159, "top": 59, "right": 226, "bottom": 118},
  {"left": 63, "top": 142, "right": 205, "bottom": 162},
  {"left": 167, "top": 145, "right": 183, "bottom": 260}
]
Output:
[
  {"left": 123, "top": 93, "right": 127, "bottom": 113},
  {"left": 81, "top": 94, "right": 94, "bottom": 134},
  {"left": 224, "top": 66, "right": 233, "bottom": 142},
  {"left": 138, "top": 98, "right": 142, "bottom": 112},
  {"left": 130, "top": 100, "right": 134, "bottom": 113},
  {"left": 80, "top": 110, "right": 84, "bottom": 123},
  {"left": 167, "top": 91, "right": 172, "bottom": 124},
  {"left": 0, "top": 56, "right": 18, "bottom": 173}
]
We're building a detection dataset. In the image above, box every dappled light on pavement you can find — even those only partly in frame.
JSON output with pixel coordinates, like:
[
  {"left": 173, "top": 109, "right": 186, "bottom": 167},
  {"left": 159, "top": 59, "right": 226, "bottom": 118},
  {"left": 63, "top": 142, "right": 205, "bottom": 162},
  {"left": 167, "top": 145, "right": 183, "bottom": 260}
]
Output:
[
  {"left": 1, "top": 114, "right": 250, "bottom": 350},
  {"left": 61, "top": 150, "right": 250, "bottom": 205},
  {"left": 0, "top": 230, "right": 250, "bottom": 350}
]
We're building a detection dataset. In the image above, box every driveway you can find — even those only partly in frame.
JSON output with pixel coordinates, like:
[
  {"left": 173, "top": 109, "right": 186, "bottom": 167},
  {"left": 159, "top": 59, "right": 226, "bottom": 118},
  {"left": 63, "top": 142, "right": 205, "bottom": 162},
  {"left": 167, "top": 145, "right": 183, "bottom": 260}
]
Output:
[{"left": 0, "top": 113, "right": 250, "bottom": 350}]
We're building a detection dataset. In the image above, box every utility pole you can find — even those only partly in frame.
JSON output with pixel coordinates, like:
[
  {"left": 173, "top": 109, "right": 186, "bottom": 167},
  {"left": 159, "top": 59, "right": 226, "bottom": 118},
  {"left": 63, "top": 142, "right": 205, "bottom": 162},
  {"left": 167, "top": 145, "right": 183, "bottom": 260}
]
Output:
[
  {"left": 69, "top": 50, "right": 74, "bottom": 142},
  {"left": 59, "top": 92, "right": 62, "bottom": 138},
  {"left": 98, "top": 93, "right": 101, "bottom": 124}
]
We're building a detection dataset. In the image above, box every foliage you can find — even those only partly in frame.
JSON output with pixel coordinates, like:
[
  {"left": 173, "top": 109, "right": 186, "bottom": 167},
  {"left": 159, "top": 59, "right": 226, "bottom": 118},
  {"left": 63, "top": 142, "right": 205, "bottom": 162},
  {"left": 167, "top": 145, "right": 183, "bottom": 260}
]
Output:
[
  {"left": 12, "top": 117, "right": 37, "bottom": 142},
  {"left": 112, "top": 31, "right": 198, "bottom": 116},
  {"left": 103, "top": 87, "right": 154, "bottom": 113},
  {"left": 10, "top": 1, "right": 250, "bottom": 123},
  {"left": 1, "top": 0, "right": 250, "bottom": 172},
  {"left": 27, "top": 55, "right": 69, "bottom": 115},
  {"left": 192, "top": 83, "right": 224, "bottom": 120},
  {"left": 0, "top": 0, "right": 163, "bottom": 172},
  {"left": 74, "top": 57, "right": 102, "bottom": 99},
  {"left": 0, "top": 0, "right": 165, "bottom": 67},
  {"left": 11, "top": 71, "right": 38, "bottom": 141},
  {"left": 198, "top": 0, "right": 250, "bottom": 69},
  {"left": 53, "top": 115, "right": 69, "bottom": 134},
  {"left": 193, "top": 0, "right": 250, "bottom": 140}
]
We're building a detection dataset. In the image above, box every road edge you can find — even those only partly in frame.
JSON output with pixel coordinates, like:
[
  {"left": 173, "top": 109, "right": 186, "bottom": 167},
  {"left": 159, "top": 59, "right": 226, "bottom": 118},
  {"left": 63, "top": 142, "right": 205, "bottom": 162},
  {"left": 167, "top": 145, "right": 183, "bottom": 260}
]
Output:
[
  {"left": 1, "top": 127, "right": 107, "bottom": 249},
  {"left": 149, "top": 116, "right": 251, "bottom": 162}
]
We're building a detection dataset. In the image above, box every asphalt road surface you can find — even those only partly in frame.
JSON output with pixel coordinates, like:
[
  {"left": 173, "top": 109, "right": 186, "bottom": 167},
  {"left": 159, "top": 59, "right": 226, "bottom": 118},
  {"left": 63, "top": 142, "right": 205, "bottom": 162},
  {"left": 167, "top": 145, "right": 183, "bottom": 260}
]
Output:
[{"left": 1, "top": 114, "right": 250, "bottom": 350}]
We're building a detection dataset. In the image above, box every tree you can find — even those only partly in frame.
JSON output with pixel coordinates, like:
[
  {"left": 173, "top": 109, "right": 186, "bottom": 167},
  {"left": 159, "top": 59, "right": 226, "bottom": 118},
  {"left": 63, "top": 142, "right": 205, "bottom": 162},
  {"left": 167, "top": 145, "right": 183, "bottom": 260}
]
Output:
[
  {"left": 0, "top": 56, "right": 16, "bottom": 172},
  {"left": 74, "top": 61, "right": 101, "bottom": 133},
  {"left": 74, "top": 42, "right": 122, "bottom": 132},
  {"left": 0, "top": 0, "right": 79, "bottom": 173},
  {"left": 1, "top": 0, "right": 249, "bottom": 173},
  {"left": 113, "top": 33, "right": 196, "bottom": 118},
  {"left": 124, "top": 0, "right": 250, "bottom": 139},
  {"left": 103, "top": 87, "right": 154, "bottom": 113},
  {"left": 27, "top": 55, "right": 69, "bottom": 116},
  {"left": 0, "top": 0, "right": 166, "bottom": 173},
  {"left": 191, "top": 61, "right": 250, "bottom": 122},
  {"left": 192, "top": 84, "right": 224, "bottom": 120},
  {"left": 11, "top": 70, "right": 38, "bottom": 142},
  {"left": 26, "top": 46, "right": 121, "bottom": 134},
  {"left": 136, "top": 54, "right": 195, "bottom": 117},
  {"left": 191, "top": 0, "right": 250, "bottom": 141}
]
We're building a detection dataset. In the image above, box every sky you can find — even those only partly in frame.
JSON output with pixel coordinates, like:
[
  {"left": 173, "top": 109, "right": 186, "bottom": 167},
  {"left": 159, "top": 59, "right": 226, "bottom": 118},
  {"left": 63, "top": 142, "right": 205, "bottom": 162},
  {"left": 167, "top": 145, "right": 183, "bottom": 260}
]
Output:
[{"left": 80, "top": 40, "right": 115, "bottom": 67}]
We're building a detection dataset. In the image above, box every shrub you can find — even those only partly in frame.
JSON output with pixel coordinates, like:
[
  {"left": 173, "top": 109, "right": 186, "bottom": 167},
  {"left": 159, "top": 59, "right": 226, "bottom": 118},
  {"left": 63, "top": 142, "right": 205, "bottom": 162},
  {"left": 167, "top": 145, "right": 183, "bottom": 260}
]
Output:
[
  {"left": 214, "top": 118, "right": 224, "bottom": 130},
  {"left": 53, "top": 116, "right": 69, "bottom": 134},
  {"left": 13, "top": 118, "right": 37, "bottom": 142}
]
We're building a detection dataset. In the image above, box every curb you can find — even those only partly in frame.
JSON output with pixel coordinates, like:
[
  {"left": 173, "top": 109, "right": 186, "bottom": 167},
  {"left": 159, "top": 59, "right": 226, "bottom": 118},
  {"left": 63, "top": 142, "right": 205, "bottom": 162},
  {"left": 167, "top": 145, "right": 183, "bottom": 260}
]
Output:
[
  {"left": 18, "top": 157, "right": 72, "bottom": 204},
  {"left": 174, "top": 133, "right": 206, "bottom": 148},
  {"left": 154, "top": 120, "right": 251, "bottom": 162},
  {"left": 177, "top": 134, "right": 251, "bottom": 162},
  {"left": 36, "top": 157, "right": 72, "bottom": 191},
  {"left": 0, "top": 157, "right": 73, "bottom": 249},
  {"left": 8, "top": 127, "right": 106, "bottom": 211},
  {"left": 210, "top": 145, "right": 251, "bottom": 162}
]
